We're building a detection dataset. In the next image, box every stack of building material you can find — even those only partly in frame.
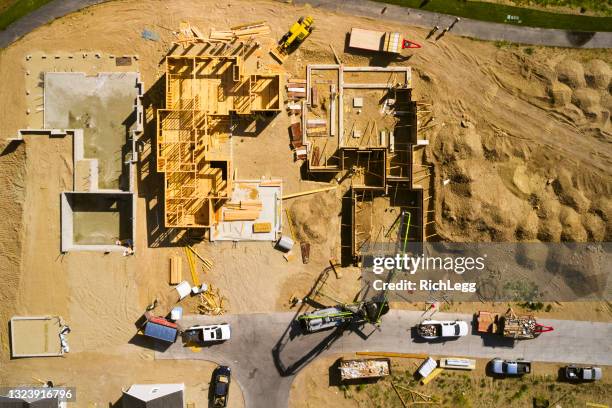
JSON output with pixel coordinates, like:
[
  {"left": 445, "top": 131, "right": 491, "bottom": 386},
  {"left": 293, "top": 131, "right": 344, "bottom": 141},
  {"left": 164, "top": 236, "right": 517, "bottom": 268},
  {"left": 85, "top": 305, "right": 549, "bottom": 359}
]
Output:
[
  {"left": 175, "top": 21, "right": 207, "bottom": 44},
  {"left": 169, "top": 256, "right": 182, "bottom": 284},
  {"left": 210, "top": 21, "right": 271, "bottom": 41},
  {"left": 287, "top": 79, "right": 307, "bottom": 101},
  {"left": 306, "top": 118, "right": 327, "bottom": 136},
  {"left": 290, "top": 122, "right": 303, "bottom": 148},
  {"left": 223, "top": 200, "right": 262, "bottom": 221},
  {"left": 197, "top": 285, "right": 227, "bottom": 315}
]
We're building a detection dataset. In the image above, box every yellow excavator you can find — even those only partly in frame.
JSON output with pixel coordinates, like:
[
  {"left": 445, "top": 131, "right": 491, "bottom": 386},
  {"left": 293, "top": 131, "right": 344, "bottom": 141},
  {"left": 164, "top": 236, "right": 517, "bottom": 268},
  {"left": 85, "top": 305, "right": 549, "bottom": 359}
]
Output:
[{"left": 270, "top": 16, "right": 314, "bottom": 63}]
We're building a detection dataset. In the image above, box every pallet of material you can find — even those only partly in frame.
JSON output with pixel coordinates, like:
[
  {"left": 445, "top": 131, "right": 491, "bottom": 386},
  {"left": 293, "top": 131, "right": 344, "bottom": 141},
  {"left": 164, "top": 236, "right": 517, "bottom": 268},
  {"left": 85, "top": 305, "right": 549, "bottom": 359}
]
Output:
[
  {"left": 288, "top": 92, "right": 306, "bottom": 100},
  {"left": 307, "top": 128, "right": 328, "bottom": 137},
  {"left": 169, "top": 256, "right": 182, "bottom": 284},
  {"left": 225, "top": 200, "right": 262, "bottom": 210},
  {"left": 253, "top": 222, "right": 272, "bottom": 233},
  {"left": 306, "top": 119, "right": 327, "bottom": 127},
  {"left": 287, "top": 83, "right": 307, "bottom": 90},
  {"left": 223, "top": 209, "right": 260, "bottom": 221},
  {"left": 290, "top": 122, "right": 303, "bottom": 148}
]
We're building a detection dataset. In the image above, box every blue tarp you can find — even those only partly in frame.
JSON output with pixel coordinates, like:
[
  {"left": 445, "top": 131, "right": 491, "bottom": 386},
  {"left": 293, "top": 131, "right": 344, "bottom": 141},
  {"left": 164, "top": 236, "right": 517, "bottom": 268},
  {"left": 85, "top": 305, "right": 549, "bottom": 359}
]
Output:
[{"left": 144, "top": 321, "right": 178, "bottom": 343}]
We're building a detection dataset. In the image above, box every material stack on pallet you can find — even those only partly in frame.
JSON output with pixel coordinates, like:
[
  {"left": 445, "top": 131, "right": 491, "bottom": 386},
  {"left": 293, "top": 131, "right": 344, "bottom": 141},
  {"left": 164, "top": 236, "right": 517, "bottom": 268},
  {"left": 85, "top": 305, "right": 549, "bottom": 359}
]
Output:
[
  {"left": 210, "top": 21, "right": 271, "bottom": 41},
  {"left": 223, "top": 200, "right": 263, "bottom": 221}
]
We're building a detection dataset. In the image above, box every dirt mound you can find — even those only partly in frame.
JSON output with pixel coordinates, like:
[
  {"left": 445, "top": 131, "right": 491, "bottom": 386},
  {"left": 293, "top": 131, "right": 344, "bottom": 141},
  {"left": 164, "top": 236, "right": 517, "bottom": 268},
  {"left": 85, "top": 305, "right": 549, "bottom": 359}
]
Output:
[
  {"left": 290, "top": 190, "right": 341, "bottom": 247},
  {"left": 572, "top": 88, "right": 602, "bottom": 118},
  {"left": 584, "top": 59, "right": 611, "bottom": 90},
  {"left": 555, "top": 59, "right": 586, "bottom": 89},
  {"left": 552, "top": 170, "right": 591, "bottom": 214},
  {"left": 559, "top": 207, "right": 588, "bottom": 241},
  {"left": 548, "top": 81, "right": 573, "bottom": 107}
]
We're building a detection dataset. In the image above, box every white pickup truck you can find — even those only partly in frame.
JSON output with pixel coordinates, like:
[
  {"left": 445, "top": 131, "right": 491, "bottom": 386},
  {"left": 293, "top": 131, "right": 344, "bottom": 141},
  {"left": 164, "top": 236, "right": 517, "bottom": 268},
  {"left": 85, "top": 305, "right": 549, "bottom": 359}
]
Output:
[
  {"left": 417, "top": 320, "right": 469, "bottom": 339},
  {"left": 184, "top": 323, "right": 231, "bottom": 343}
]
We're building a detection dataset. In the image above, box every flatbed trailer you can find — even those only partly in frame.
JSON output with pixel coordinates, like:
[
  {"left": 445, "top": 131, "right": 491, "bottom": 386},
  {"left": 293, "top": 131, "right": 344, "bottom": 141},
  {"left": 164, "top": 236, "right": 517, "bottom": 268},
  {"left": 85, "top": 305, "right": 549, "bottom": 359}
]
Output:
[
  {"left": 339, "top": 358, "right": 391, "bottom": 381},
  {"left": 348, "top": 27, "right": 420, "bottom": 54},
  {"left": 476, "top": 308, "right": 553, "bottom": 340}
]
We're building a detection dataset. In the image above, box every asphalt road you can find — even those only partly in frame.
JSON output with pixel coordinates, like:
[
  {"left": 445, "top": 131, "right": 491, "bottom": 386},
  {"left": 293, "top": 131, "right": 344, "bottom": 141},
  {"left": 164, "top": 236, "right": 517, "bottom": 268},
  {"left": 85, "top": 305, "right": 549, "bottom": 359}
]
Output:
[
  {"left": 157, "top": 311, "right": 612, "bottom": 408},
  {"left": 296, "top": 0, "right": 612, "bottom": 48},
  {"left": 1, "top": 0, "right": 612, "bottom": 49}
]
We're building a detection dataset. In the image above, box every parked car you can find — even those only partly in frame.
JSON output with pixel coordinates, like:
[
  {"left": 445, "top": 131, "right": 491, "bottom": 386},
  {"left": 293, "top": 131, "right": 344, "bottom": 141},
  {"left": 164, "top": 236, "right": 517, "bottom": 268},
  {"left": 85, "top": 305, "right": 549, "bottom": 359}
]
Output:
[
  {"left": 212, "top": 365, "right": 231, "bottom": 407},
  {"left": 184, "top": 323, "right": 231, "bottom": 343},
  {"left": 564, "top": 365, "right": 602, "bottom": 381},
  {"left": 490, "top": 358, "right": 531, "bottom": 376},
  {"left": 417, "top": 320, "right": 469, "bottom": 339}
]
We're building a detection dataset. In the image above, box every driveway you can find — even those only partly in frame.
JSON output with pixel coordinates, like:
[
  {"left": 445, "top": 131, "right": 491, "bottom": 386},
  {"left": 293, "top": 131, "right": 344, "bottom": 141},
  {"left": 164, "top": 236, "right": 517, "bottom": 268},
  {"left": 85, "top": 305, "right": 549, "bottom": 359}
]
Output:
[{"left": 157, "top": 310, "right": 612, "bottom": 408}]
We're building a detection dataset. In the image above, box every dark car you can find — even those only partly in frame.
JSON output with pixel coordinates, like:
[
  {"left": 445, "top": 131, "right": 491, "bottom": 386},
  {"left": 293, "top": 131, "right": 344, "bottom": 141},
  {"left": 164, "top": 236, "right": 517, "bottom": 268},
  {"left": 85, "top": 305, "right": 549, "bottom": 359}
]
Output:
[{"left": 212, "top": 365, "right": 231, "bottom": 407}]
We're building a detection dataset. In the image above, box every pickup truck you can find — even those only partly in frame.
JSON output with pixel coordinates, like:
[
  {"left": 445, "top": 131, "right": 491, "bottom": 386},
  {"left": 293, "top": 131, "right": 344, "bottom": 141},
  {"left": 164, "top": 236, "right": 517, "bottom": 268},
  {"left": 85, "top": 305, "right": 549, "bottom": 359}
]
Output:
[
  {"left": 564, "top": 365, "right": 602, "bottom": 381},
  {"left": 184, "top": 323, "right": 231, "bottom": 343},
  {"left": 417, "top": 320, "right": 469, "bottom": 339},
  {"left": 490, "top": 358, "right": 531, "bottom": 376}
]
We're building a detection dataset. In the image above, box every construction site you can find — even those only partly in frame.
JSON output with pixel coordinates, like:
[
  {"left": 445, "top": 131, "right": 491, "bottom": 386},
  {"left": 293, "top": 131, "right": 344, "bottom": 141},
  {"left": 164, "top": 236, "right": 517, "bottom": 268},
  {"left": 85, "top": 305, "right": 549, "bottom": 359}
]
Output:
[{"left": 0, "top": 0, "right": 610, "bottom": 407}]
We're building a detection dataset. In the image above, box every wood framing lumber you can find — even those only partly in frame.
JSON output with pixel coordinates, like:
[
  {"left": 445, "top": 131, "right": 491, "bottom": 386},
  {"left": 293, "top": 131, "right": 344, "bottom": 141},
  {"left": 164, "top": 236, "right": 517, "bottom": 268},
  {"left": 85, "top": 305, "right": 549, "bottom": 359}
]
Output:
[
  {"left": 223, "top": 209, "right": 260, "bottom": 221},
  {"left": 356, "top": 351, "right": 428, "bottom": 359},
  {"left": 259, "top": 180, "right": 282, "bottom": 187},
  {"left": 170, "top": 256, "right": 182, "bottom": 284},
  {"left": 421, "top": 368, "right": 444, "bottom": 385},
  {"left": 253, "top": 222, "right": 272, "bottom": 233},
  {"left": 391, "top": 382, "right": 408, "bottom": 408},
  {"left": 306, "top": 119, "right": 327, "bottom": 127},
  {"left": 191, "top": 25, "right": 206, "bottom": 39},
  {"left": 231, "top": 21, "right": 267, "bottom": 30},
  {"left": 329, "top": 44, "right": 342, "bottom": 64},
  {"left": 282, "top": 185, "right": 337, "bottom": 200}
]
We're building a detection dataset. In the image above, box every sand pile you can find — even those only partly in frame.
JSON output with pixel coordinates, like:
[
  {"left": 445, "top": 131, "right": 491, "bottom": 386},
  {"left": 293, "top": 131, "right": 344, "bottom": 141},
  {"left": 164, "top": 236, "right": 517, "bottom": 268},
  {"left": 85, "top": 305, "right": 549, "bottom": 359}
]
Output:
[
  {"left": 585, "top": 59, "right": 611, "bottom": 90},
  {"left": 290, "top": 190, "right": 341, "bottom": 251},
  {"left": 548, "top": 81, "right": 573, "bottom": 107},
  {"left": 556, "top": 59, "right": 587, "bottom": 88}
]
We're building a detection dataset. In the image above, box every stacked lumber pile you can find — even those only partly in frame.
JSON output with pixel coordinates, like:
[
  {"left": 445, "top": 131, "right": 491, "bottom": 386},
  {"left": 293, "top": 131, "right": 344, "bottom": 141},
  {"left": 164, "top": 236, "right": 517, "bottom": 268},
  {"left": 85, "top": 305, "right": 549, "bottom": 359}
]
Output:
[
  {"left": 174, "top": 21, "right": 208, "bottom": 44},
  {"left": 210, "top": 21, "right": 270, "bottom": 42},
  {"left": 223, "top": 200, "right": 262, "bottom": 221},
  {"left": 286, "top": 79, "right": 307, "bottom": 101},
  {"left": 174, "top": 21, "right": 270, "bottom": 45},
  {"left": 306, "top": 118, "right": 328, "bottom": 136},
  {"left": 197, "top": 285, "right": 227, "bottom": 315}
]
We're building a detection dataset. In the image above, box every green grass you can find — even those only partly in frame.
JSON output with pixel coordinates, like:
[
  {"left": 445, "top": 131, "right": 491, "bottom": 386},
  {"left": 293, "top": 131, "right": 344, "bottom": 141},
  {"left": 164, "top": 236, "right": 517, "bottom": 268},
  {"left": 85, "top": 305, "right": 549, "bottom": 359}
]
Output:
[
  {"left": 373, "top": 0, "right": 612, "bottom": 32},
  {"left": 0, "top": 0, "right": 54, "bottom": 30},
  {"left": 507, "top": 0, "right": 611, "bottom": 16}
]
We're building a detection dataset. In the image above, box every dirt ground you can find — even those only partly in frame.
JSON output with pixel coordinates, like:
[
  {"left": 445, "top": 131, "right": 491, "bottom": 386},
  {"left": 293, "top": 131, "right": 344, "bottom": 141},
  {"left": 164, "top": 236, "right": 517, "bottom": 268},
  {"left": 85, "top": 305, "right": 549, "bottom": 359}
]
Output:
[
  {"left": 0, "top": 0, "right": 610, "bottom": 405},
  {"left": 290, "top": 354, "right": 612, "bottom": 408}
]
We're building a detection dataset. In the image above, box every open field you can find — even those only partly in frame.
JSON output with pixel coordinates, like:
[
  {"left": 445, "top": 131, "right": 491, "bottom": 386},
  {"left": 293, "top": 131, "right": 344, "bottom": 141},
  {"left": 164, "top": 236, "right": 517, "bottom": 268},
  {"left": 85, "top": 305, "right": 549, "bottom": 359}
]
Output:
[
  {"left": 290, "top": 354, "right": 612, "bottom": 408},
  {"left": 0, "top": 0, "right": 609, "bottom": 405}
]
